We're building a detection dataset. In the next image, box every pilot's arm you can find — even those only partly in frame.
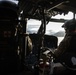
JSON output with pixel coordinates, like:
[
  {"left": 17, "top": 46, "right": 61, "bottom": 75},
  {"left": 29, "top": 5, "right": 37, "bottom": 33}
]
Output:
[{"left": 54, "top": 36, "right": 71, "bottom": 58}]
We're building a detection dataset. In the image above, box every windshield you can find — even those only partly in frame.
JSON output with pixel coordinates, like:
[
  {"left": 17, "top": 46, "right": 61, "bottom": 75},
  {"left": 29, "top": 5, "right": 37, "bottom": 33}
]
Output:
[{"left": 27, "top": 12, "right": 74, "bottom": 45}]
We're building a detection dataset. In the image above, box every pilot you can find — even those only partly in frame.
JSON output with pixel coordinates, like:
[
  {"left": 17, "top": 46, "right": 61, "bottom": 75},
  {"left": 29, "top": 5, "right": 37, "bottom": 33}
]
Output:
[{"left": 54, "top": 19, "right": 76, "bottom": 59}]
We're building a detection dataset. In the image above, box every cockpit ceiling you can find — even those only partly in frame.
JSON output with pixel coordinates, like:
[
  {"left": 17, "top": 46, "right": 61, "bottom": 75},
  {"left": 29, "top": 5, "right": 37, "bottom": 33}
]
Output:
[{"left": 18, "top": 0, "right": 76, "bottom": 19}]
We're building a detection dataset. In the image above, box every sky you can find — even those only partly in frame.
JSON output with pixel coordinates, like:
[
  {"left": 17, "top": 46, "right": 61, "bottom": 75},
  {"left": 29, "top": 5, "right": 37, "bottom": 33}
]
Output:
[{"left": 27, "top": 12, "right": 74, "bottom": 34}]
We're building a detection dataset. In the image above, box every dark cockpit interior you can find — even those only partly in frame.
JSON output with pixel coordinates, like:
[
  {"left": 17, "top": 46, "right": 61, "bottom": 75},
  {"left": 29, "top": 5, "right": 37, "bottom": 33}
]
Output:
[{"left": 0, "top": 0, "right": 76, "bottom": 75}]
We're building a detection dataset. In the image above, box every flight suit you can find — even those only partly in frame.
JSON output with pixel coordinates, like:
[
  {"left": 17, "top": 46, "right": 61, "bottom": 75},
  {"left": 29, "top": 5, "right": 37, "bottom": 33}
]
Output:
[{"left": 54, "top": 35, "right": 71, "bottom": 58}]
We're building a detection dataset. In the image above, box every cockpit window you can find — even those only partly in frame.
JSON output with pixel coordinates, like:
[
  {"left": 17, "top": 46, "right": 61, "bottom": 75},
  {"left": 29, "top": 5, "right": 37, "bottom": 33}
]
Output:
[{"left": 27, "top": 12, "right": 74, "bottom": 45}]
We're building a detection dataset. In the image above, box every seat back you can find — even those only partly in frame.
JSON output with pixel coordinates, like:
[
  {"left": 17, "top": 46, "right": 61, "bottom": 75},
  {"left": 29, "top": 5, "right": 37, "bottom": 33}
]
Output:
[{"left": 0, "top": 1, "right": 19, "bottom": 72}]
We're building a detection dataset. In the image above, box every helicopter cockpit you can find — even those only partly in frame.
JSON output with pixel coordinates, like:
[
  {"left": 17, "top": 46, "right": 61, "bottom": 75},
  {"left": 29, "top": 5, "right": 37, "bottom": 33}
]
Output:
[{"left": 0, "top": 0, "right": 76, "bottom": 75}]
